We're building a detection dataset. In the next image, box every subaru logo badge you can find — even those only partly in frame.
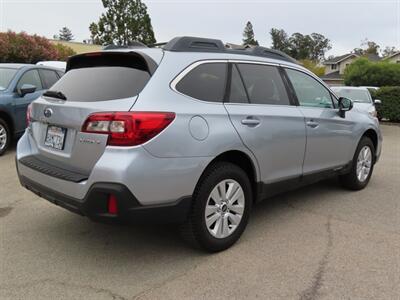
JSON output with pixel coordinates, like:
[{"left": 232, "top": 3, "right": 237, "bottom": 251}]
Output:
[{"left": 44, "top": 108, "right": 53, "bottom": 118}]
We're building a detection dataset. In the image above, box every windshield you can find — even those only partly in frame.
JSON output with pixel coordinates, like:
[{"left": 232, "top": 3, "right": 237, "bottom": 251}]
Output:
[
  {"left": 333, "top": 88, "right": 372, "bottom": 103},
  {"left": 0, "top": 68, "right": 18, "bottom": 91}
]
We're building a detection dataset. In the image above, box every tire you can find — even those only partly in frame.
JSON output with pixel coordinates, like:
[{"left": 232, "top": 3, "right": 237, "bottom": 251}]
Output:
[
  {"left": 181, "top": 162, "right": 252, "bottom": 252},
  {"left": 339, "top": 137, "right": 375, "bottom": 190},
  {"left": 0, "top": 118, "right": 11, "bottom": 156}
]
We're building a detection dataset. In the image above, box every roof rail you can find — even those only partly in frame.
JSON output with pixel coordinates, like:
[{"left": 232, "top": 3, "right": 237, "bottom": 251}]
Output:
[
  {"left": 162, "top": 36, "right": 298, "bottom": 64},
  {"left": 103, "top": 41, "right": 147, "bottom": 50},
  {"left": 164, "top": 36, "right": 225, "bottom": 52}
]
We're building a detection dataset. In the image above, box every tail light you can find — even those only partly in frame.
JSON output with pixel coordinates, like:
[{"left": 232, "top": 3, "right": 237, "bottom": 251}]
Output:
[
  {"left": 82, "top": 112, "right": 175, "bottom": 146},
  {"left": 26, "top": 103, "right": 33, "bottom": 127}
]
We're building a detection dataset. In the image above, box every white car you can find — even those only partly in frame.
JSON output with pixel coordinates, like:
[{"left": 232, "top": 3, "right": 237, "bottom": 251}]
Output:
[
  {"left": 36, "top": 61, "right": 66, "bottom": 72},
  {"left": 331, "top": 86, "right": 381, "bottom": 118}
]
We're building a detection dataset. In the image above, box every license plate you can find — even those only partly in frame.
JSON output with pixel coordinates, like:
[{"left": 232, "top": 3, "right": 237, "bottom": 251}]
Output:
[{"left": 44, "top": 125, "right": 67, "bottom": 150}]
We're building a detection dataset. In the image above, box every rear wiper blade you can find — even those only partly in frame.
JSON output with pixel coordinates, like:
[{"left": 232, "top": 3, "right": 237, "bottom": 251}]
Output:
[{"left": 43, "top": 90, "right": 67, "bottom": 100}]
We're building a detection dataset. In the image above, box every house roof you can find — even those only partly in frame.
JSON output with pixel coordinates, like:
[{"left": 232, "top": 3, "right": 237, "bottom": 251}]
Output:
[
  {"left": 384, "top": 51, "right": 400, "bottom": 60},
  {"left": 323, "top": 53, "right": 358, "bottom": 65},
  {"left": 320, "top": 71, "right": 343, "bottom": 80}
]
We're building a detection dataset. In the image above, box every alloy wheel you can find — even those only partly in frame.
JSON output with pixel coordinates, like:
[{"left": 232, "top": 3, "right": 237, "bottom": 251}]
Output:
[
  {"left": 204, "top": 179, "right": 245, "bottom": 239},
  {"left": 356, "top": 145, "right": 372, "bottom": 182}
]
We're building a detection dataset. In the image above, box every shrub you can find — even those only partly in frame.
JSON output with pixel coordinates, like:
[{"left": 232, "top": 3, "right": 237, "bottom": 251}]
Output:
[
  {"left": 0, "top": 31, "right": 75, "bottom": 63},
  {"left": 344, "top": 58, "right": 400, "bottom": 87},
  {"left": 300, "top": 59, "right": 325, "bottom": 77},
  {"left": 53, "top": 43, "right": 76, "bottom": 61},
  {"left": 375, "top": 86, "right": 400, "bottom": 122}
]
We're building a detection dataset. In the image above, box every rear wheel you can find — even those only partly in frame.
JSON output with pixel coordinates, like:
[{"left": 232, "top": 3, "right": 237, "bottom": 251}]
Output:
[
  {"left": 339, "top": 137, "right": 375, "bottom": 190},
  {"left": 181, "top": 162, "right": 252, "bottom": 252},
  {"left": 0, "top": 119, "right": 11, "bottom": 156}
]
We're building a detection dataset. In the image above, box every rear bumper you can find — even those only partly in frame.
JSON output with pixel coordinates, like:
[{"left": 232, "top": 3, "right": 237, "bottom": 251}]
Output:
[{"left": 18, "top": 174, "right": 192, "bottom": 224}]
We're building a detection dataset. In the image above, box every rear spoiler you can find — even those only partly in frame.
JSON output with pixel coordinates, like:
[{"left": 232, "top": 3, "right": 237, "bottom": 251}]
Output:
[{"left": 66, "top": 51, "right": 158, "bottom": 75}]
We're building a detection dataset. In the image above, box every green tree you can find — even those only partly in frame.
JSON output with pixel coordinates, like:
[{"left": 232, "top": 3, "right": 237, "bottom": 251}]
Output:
[
  {"left": 269, "top": 28, "right": 331, "bottom": 61},
  {"left": 361, "top": 39, "right": 380, "bottom": 55},
  {"left": 270, "top": 28, "right": 290, "bottom": 53},
  {"left": 382, "top": 46, "right": 398, "bottom": 58},
  {"left": 89, "top": 0, "right": 156, "bottom": 46},
  {"left": 58, "top": 27, "right": 74, "bottom": 41},
  {"left": 242, "top": 21, "right": 259, "bottom": 46}
]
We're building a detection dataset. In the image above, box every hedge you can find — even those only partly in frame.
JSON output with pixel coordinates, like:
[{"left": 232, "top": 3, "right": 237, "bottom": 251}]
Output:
[
  {"left": 0, "top": 31, "right": 76, "bottom": 63},
  {"left": 375, "top": 86, "right": 400, "bottom": 122},
  {"left": 344, "top": 58, "right": 400, "bottom": 87}
]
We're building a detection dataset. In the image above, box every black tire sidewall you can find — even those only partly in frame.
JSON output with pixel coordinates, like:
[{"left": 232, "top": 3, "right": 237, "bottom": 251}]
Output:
[
  {"left": 0, "top": 118, "right": 10, "bottom": 156},
  {"left": 191, "top": 163, "right": 252, "bottom": 252}
]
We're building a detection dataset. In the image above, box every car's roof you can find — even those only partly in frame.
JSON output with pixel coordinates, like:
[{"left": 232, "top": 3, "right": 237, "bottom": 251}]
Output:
[
  {"left": 0, "top": 63, "right": 62, "bottom": 71},
  {"left": 331, "top": 86, "right": 369, "bottom": 91},
  {"left": 0, "top": 63, "right": 34, "bottom": 69}
]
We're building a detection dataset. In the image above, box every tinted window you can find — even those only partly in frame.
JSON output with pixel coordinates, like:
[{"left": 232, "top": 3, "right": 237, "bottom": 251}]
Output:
[
  {"left": 0, "top": 68, "right": 18, "bottom": 91},
  {"left": 49, "top": 66, "right": 150, "bottom": 102},
  {"left": 40, "top": 69, "right": 59, "bottom": 89},
  {"left": 237, "top": 64, "right": 290, "bottom": 105},
  {"left": 286, "top": 69, "right": 333, "bottom": 108},
  {"left": 176, "top": 63, "right": 227, "bottom": 102},
  {"left": 228, "top": 65, "right": 248, "bottom": 103},
  {"left": 17, "top": 70, "right": 43, "bottom": 90}
]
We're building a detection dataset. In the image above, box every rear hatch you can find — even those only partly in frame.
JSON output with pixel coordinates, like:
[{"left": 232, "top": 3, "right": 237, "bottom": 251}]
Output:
[{"left": 28, "top": 51, "right": 158, "bottom": 176}]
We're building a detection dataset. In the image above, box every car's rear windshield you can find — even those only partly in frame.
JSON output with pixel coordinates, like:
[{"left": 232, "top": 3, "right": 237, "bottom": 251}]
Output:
[
  {"left": 48, "top": 53, "right": 152, "bottom": 102},
  {"left": 0, "top": 68, "right": 18, "bottom": 91}
]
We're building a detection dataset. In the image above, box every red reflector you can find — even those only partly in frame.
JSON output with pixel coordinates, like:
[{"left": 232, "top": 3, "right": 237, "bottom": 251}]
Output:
[{"left": 108, "top": 195, "right": 118, "bottom": 215}]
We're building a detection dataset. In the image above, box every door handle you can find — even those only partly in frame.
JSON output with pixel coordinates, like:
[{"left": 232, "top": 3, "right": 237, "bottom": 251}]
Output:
[
  {"left": 241, "top": 117, "right": 260, "bottom": 126},
  {"left": 306, "top": 120, "right": 319, "bottom": 128}
]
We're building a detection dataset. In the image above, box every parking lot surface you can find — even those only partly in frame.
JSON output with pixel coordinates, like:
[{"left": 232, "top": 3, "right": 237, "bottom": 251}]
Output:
[{"left": 1, "top": 125, "right": 399, "bottom": 300}]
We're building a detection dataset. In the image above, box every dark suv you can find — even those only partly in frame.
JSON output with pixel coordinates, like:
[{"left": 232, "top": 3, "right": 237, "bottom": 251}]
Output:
[{"left": 0, "top": 64, "right": 64, "bottom": 155}]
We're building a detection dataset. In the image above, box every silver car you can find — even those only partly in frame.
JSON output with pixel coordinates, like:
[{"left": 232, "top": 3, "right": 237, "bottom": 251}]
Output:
[
  {"left": 16, "top": 37, "right": 382, "bottom": 252},
  {"left": 331, "top": 86, "right": 381, "bottom": 118}
]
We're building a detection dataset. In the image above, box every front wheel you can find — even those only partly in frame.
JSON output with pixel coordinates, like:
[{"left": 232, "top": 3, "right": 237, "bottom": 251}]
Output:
[
  {"left": 339, "top": 137, "right": 375, "bottom": 190},
  {"left": 0, "top": 119, "right": 11, "bottom": 156},
  {"left": 181, "top": 162, "right": 252, "bottom": 252}
]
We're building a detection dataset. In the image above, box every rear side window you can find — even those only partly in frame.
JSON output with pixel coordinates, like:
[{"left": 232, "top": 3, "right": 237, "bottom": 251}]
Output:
[
  {"left": 49, "top": 53, "right": 152, "bottom": 102},
  {"left": 236, "top": 64, "right": 290, "bottom": 105},
  {"left": 40, "top": 69, "right": 59, "bottom": 89},
  {"left": 176, "top": 63, "right": 227, "bottom": 102}
]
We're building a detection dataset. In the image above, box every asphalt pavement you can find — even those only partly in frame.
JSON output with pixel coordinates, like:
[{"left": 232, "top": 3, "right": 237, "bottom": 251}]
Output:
[{"left": 0, "top": 125, "right": 399, "bottom": 300}]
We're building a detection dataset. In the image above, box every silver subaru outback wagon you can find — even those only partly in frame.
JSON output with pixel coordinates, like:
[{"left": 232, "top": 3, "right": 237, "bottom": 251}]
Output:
[{"left": 16, "top": 37, "right": 382, "bottom": 252}]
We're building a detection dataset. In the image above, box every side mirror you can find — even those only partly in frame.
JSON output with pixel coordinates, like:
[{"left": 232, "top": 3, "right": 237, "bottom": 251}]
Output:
[
  {"left": 374, "top": 99, "right": 382, "bottom": 105},
  {"left": 17, "top": 84, "right": 36, "bottom": 97},
  {"left": 338, "top": 97, "right": 353, "bottom": 117}
]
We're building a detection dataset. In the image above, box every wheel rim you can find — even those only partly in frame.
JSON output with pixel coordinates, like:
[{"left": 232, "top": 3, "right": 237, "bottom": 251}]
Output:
[
  {"left": 356, "top": 146, "right": 372, "bottom": 182},
  {"left": 204, "top": 179, "right": 245, "bottom": 239},
  {"left": 0, "top": 124, "right": 7, "bottom": 151}
]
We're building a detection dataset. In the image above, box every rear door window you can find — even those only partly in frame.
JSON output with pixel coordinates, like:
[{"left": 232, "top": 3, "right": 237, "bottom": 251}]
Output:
[
  {"left": 236, "top": 64, "right": 290, "bottom": 106},
  {"left": 176, "top": 63, "right": 227, "bottom": 102},
  {"left": 40, "top": 69, "right": 60, "bottom": 89}
]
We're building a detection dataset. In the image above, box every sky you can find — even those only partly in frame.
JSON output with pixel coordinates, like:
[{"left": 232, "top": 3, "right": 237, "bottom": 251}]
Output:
[{"left": 0, "top": 0, "right": 399, "bottom": 57}]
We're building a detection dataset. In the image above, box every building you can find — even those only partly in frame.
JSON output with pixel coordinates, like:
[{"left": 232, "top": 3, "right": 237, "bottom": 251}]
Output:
[
  {"left": 384, "top": 52, "right": 400, "bottom": 63},
  {"left": 320, "top": 53, "right": 381, "bottom": 86}
]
